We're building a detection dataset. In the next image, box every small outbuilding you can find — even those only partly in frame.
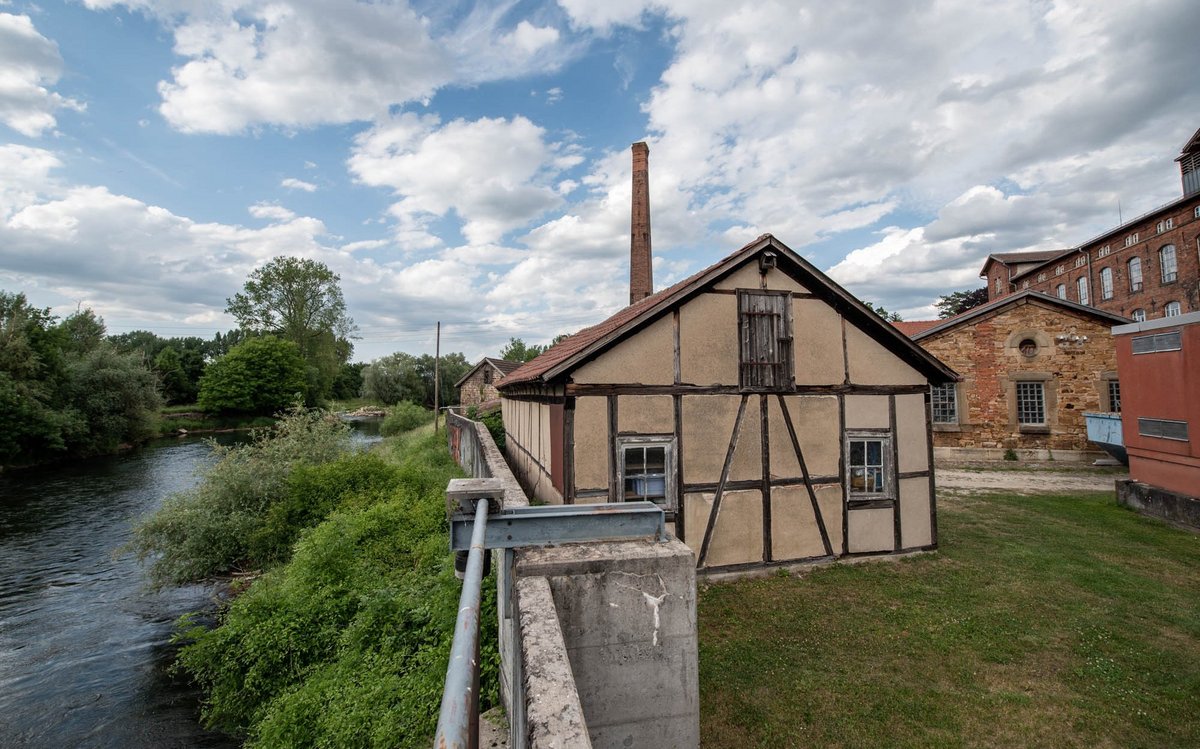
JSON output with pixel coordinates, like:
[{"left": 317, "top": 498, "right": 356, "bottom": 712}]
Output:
[
  {"left": 902, "top": 291, "right": 1128, "bottom": 460},
  {"left": 1112, "top": 311, "right": 1200, "bottom": 527},
  {"left": 455, "top": 357, "right": 522, "bottom": 409},
  {"left": 498, "top": 233, "right": 957, "bottom": 574}
]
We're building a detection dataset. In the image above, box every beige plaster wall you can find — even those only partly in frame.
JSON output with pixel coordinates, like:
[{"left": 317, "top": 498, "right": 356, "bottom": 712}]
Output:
[
  {"left": 617, "top": 394, "right": 673, "bottom": 434},
  {"left": 770, "top": 485, "right": 827, "bottom": 560},
  {"left": 681, "top": 395, "right": 761, "bottom": 484},
  {"left": 845, "top": 395, "right": 889, "bottom": 429},
  {"left": 686, "top": 489, "right": 763, "bottom": 567},
  {"left": 846, "top": 325, "right": 926, "bottom": 386},
  {"left": 572, "top": 396, "right": 608, "bottom": 491},
  {"left": 793, "top": 300, "right": 846, "bottom": 385},
  {"left": 766, "top": 395, "right": 840, "bottom": 478},
  {"left": 899, "top": 478, "right": 932, "bottom": 548},
  {"left": 847, "top": 508, "right": 894, "bottom": 553},
  {"left": 713, "top": 263, "right": 810, "bottom": 293},
  {"left": 679, "top": 293, "right": 738, "bottom": 385},
  {"left": 573, "top": 314, "right": 674, "bottom": 385},
  {"left": 895, "top": 393, "right": 929, "bottom": 473}
]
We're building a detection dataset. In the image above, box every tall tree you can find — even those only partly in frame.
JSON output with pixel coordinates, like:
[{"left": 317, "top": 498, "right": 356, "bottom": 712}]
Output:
[
  {"left": 198, "top": 336, "right": 307, "bottom": 415},
  {"left": 498, "top": 337, "right": 544, "bottom": 362},
  {"left": 935, "top": 287, "right": 989, "bottom": 319},
  {"left": 863, "top": 302, "right": 903, "bottom": 322},
  {"left": 225, "top": 257, "right": 356, "bottom": 403}
]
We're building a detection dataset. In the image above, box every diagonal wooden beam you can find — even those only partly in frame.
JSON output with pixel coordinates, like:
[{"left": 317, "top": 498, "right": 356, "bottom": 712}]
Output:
[
  {"left": 698, "top": 395, "right": 749, "bottom": 567},
  {"left": 777, "top": 395, "right": 834, "bottom": 558}
]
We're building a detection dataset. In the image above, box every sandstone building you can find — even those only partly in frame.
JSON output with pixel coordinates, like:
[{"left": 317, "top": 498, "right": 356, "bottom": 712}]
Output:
[
  {"left": 455, "top": 357, "right": 522, "bottom": 408},
  {"left": 981, "top": 127, "right": 1200, "bottom": 322},
  {"left": 901, "top": 291, "right": 1126, "bottom": 458}
]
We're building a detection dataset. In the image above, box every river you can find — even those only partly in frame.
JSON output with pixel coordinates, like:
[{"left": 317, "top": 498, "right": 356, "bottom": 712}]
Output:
[{"left": 0, "top": 420, "right": 382, "bottom": 748}]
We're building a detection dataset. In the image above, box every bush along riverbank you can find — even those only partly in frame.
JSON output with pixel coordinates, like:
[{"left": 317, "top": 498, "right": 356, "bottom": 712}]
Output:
[{"left": 129, "top": 411, "right": 499, "bottom": 747}]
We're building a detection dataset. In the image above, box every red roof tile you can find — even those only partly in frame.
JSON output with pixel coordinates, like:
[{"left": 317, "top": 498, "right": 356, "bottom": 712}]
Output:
[{"left": 891, "top": 319, "right": 941, "bottom": 337}]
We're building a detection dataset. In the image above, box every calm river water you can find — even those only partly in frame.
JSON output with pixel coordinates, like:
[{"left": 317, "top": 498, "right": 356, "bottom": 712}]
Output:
[{"left": 0, "top": 421, "right": 382, "bottom": 748}]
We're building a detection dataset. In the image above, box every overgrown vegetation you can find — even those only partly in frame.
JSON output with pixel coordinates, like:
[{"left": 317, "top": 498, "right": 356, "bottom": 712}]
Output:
[
  {"left": 699, "top": 490, "right": 1200, "bottom": 747},
  {"left": 380, "top": 402, "right": 433, "bottom": 436},
  {"left": 360, "top": 351, "right": 471, "bottom": 408},
  {"left": 134, "top": 410, "right": 496, "bottom": 746},
  {"left": 197, "top": 336, "right": 308, "bottom": 415},
  {"left": 0, "top": 292, "right": 162, "bottom": 467},
  {"left": 128, "top": 409, "right": 352, "bottom": 585}
]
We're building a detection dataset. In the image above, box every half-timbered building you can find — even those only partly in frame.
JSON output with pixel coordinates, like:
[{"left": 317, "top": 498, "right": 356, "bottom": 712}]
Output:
[{"left": 498, "top": 233, "right": 958, "bottom": 574}]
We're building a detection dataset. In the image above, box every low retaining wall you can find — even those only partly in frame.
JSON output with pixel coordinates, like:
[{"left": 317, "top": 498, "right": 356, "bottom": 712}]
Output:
[
  {"left": 1116, "top": 479, "right": 1200, "bottom": 530},
  {"left": 446, "top": 413, "right": 700, "bottom": 749}
]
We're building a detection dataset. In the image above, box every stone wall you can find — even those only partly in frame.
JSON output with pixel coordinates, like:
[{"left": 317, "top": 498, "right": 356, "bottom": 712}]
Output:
[
  {"left": 918, "top": 300, "right": 1118, "bottom": 451},
  {"left": 459, "top": 367, "right": 503, "bottom": 408}
]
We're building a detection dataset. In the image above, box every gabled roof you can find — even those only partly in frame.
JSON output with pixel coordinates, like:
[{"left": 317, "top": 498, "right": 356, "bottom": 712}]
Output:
[
  {"left": 501, "top": 234, "right": 958, "bottom": 388},
  {"left": 1177, "top": 125, "right": 1200, "bottom": 161},
  {"left": 909, "top": 290, "right": 1131, "bottom": 342},
  {"left": 454, "top": 357, "right": 523, "bottom": 388},
  {"left": 978, "top": 249, "right": 1072, "bottom": 279}
]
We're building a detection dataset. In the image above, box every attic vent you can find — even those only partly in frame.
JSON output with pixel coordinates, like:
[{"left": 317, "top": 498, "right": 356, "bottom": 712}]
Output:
[
  {"left": 1131, "top": 331, "right": 1182, "bottom": 354},
  {"left": 1138, "top": 418, "right": 1189, "bottom": 441}
]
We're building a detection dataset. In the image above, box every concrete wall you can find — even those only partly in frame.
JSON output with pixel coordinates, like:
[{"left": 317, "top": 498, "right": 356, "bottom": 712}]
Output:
[{"left": 448, "top": 412, "right": 699, "bottom": 749}]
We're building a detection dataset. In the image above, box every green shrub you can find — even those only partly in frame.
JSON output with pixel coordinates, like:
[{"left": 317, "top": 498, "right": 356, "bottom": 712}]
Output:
[
  {"left": 1003, "top": 447, "right": 1019, "bottom": 461},
  {"left": 380, "top": 401, "right": 432, "bottom": 436},
  {"left": 128, "top": 408, "right": 352, "bottom": 586},
  {"left": 173, "top": 430, "right": 496, "bottom": 748},
  {"left": 480, "top": 409, "right": 505, "bottom": 450},
  {"left": 198, "top": 336, "right": 307, "bottom": 415}
]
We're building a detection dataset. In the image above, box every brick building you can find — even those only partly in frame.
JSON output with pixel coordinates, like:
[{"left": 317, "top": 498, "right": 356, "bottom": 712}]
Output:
[
  {"left": 902, "top": 291, "right": 1126, "bottom": 459},
  {"left": 455, "top": 357, "right": 522, "bottom": 408},
  {"left": 981, "top": 127, "right": 1200, "bottom": 322}
]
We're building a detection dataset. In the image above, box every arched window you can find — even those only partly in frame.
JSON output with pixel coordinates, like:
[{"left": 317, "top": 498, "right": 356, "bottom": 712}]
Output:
[
  {"left": 1076, "top": 276, "right": 1089, "bottom": 305},
  {"left": 1099, "top": 267, "right": 1113, "bottom": 300},
  {"left": 1160, "top": 244, "right": 1177, "bottom": 283},
  {"left": 1128, "top": 257, "right": 1143, "bottom": 291},
  {"left": 1056, "top": 284, "right": 1066, "bottom": 299},
  {"left": 1165, "top": 301, "right": 1182, "bottom": 317},
  {"left": 1132, "top": 308, "right": 1146, "bottom": 322}
]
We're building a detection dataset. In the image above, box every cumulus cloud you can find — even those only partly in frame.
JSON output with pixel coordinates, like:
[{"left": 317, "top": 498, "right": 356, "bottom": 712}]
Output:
[
  {"left": 281, "top": 177, "right": 317, "bottom": 192},
  {"left": 248, "top": 202, "right": 295, "bottom": 221},
  {"left": 0, "top": 14, "right": 84, "bottom": 136},
  {"left": 348, "top": 113, "right": 572, "bottom": 246}
]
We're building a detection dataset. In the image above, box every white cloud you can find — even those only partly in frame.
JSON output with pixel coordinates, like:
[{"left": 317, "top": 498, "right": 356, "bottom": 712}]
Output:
[
  {"left": 348, "top": 113, "right": 570, "bottom": 246},
  {"left": 248, "top": 202, "right": 295, "bottom": 221},
  {"left": 0, "top": 14, "right": 84, "bottom": 136},
  {"left": 281, "top": 177, "right": 317, "bottom": 192}
]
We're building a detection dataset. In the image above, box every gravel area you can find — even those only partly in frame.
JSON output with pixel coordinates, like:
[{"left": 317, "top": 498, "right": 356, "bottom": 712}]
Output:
[{"left": 936, "top": 463, "right": 1127, "bottom": 493}]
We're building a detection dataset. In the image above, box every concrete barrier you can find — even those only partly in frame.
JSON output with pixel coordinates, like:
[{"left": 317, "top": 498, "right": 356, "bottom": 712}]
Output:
[{"left": 446, "top": 412, "right": 699, "bottom": 749}]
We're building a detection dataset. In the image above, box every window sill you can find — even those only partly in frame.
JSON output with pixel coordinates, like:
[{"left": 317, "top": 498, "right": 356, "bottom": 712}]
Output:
[
  {"left": 847, "top": 497, "right": 896, "bottom": 510},
  {"left": 1018, "top": 424, "right": 1050, "bottom": 434},
  {"left": 932, "top": 423, "right": 961, "bottom": 433}
]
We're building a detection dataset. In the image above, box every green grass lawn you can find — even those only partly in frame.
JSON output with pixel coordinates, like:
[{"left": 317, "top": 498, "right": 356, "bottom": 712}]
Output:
[{"left": 699, "top": 491, "right": 1200, "bottom": 748}]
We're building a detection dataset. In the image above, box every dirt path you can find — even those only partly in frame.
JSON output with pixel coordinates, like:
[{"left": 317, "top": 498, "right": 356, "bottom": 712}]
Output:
[{"left": 936, "top": 467, "right": 1126, "bottom": 493}]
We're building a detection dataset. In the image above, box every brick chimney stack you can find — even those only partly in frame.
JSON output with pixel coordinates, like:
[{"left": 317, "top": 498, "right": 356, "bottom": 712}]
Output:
[{"left": 630, "top": 141, "right": 653, "bottom": 305}]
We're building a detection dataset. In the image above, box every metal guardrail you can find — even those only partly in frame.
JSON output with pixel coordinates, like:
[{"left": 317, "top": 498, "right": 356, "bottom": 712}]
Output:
[{"left": 434, "top": 478, "right": 666, "bottom": 749}]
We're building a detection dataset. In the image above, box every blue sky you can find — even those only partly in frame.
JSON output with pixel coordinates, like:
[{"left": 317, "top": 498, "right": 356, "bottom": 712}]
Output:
[{"left": 2, "top": 0, "right": 1198, "bottom": 362}]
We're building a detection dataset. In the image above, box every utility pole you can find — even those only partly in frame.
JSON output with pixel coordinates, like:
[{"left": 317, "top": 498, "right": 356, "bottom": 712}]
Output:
[{"left": 434, "top": 321, "right": 441, "bottom": 434}]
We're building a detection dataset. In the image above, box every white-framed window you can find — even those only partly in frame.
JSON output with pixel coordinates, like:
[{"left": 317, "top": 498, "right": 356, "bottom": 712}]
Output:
[
  {"left": 1195, "top": 205, "right": 1200, "bottom": 219},
  {"left": 931, "top": 383, "right": 957, "bottom": 424},
  {"left": 1055, "top": 264, "right": 1065, "bottom": 276},
  {"left": 1037, "top": 272, "right": 1047, "bottom": 282},
  {"left": 1022, "top": 280, "right": 1030, "bottom": 289},
  {"left": 1128, "top": 257, "right": 1143, "bottom": 291},
  {"left": 1160, "top": 244, "right": 1177, "bottom": 283},
  {"left": 1132, "top": 308, "right": 1146, "bottom": 322},
  {"left": 1076, "top": 276, "right": 1089, "bottom": 305},
  {"left": 994, "top": 277, "right": 1002, "bottom": 294},
  {"left": 616, "top": 435, "right": 676, "bottom": 510},
  {"left": 1074, "top": 256, "right": 1086, "bottom": 268},
  {"left": 1165, "top": 301, "right": 1182, "bottom": 317},
  {"left": 1056, "top": 284, "right": 1067, "bottom": 299},
  {"left": 1157, "top": 218, "right": 1174, "bottom": 233},
  {"left": 737, "top": 289, "right": 793, "bottom": 390},
  {"left": 1125, "top": 233, "right": 1139, "bottom": 247},
  {"left": 1097, "top": 245, "right": 1111, "bottom": 258},
  {"left": 846, "top": 433, "right": 892, "bottom": 499},
  {"left": 1016, "top": 382, "right": 1046, "bottom": 425},
  {"left": 1099, "top": 267, "right": 1113, "bottom": 300}
]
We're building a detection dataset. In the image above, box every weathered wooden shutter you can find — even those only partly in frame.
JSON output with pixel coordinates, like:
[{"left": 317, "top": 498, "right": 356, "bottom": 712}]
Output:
[{"left": 739, "top": 291, "right": 792, "bottom": 389}]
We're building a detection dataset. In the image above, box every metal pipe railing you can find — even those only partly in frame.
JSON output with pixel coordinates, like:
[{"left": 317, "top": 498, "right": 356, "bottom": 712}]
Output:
[{"left": 434, "top": 498, "right": 489, "bottom": 749}]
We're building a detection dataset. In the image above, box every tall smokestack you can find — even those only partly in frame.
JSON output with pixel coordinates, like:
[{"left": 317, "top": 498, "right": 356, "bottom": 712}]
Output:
[{"left": 630, "top": 141, "right": 653, "bottom": 305}]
